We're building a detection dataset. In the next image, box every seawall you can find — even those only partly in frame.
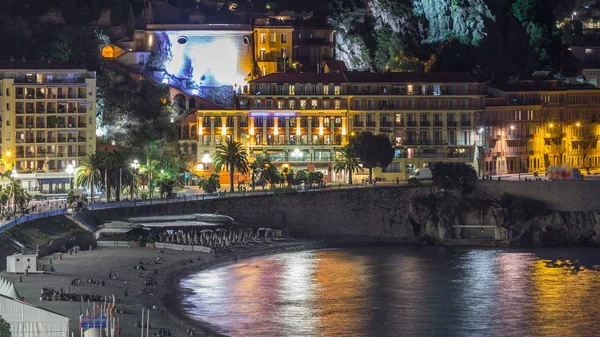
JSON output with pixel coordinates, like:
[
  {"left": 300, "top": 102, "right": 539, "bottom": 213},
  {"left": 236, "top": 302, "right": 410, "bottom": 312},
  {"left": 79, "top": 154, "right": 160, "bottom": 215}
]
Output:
[
  {"left": 89, "top": 186, "right": 433, "bottom": 242},
  {"left": 474, "top": 181, "right": 600, "bottom": 212}
]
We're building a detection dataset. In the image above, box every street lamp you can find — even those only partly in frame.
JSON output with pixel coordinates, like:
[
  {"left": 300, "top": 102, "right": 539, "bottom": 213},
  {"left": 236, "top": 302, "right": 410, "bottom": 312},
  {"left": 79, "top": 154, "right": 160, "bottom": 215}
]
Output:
[
  {"left": 291, "top": 149, "right": 302, "bottom": 161},
  {"left": 66, "top": 164, "right": 75, "bottom": 190},
  {"left": 11, "top": 168, "right": 17, "bottom": 179},
  {"left": 130, "top": 160, "right": 139, "bottom": 200},
  {"left": 202, "top": 153, "right": 211, "bottom": 174},
  {"left": 572, "top": 11, "right": 577, "bottom": 20}
]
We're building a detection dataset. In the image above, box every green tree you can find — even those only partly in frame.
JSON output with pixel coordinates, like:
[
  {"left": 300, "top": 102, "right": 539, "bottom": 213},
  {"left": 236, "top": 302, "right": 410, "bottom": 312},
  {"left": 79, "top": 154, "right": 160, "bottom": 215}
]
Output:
[
  {"left": 431, "top": 162, "right": 478, "bottom": 194},
  {"left": 214, "top": 139, "right": 249, "bottom": 193},
  {"left": 74, "top": 153, "right": 104, "bottom": 204},
  {"left": 110, "top": 0, "right": 126, "bottom": 25},
  {"left": 296, "top": 169, "right": 309, "bottom": 186},
  {"left": 334, "top": 146, "right": 361, "bottom": 185},
  {"left": 66, "top": 189, "right": 79, "bottom": 208},
  {"left": 139, "top": 158, "right": 160, "bottom": 199},
  {"left": 350, "top": 132, "right": 394, "bottom": 182},
  {"left": 60, "top": 0, "right": 78, "bottom": 24},
  {"left": 198, "top": 173, "right": 220, "bottom": 193},
  {"left": 0, "top": 15, "right": 33, "bottom": 60},
  {"left": 0, "top": 314, "right": 10, "bottom": 337}
]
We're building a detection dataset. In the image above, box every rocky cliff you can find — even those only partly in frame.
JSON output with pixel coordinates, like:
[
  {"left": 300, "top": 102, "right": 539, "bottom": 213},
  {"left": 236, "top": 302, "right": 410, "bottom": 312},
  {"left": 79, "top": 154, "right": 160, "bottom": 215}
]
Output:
[
  {"left": 328, "top": 0, "right": 566, "bottom": 76},
  {"left": 408, "top": 192, "right": 600, "bottom": 246}
]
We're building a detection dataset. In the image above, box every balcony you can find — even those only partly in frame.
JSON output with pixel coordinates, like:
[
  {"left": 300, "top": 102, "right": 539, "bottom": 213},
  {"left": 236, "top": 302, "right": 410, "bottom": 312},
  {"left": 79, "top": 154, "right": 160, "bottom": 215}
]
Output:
[
  {"left": 36, "top": 138, "right": 46, "bottom": 142},
  {"left": 420, "top": 121, "right": 430, "bottom": 127},
  {"left": 26, "top": 138, "right": 35, "bottom": 143},
  {"left": 36, "top": 124, "right": 45, "bottom": 128},
  {"left": 78, "top": 137, "right": 86, "bottom": 142},
  {"left": 47, "top": 138, "right": 56, "bottom": 142},
  {"left": 380, "top": 121, "right": 392, "bottom": 127},
  {"left": 447, "top": 121, "right": 457, "bottom": 127},
  {"left": 366, "top": 122, "right": 376, "bottom": 127},
  {"left": 461, "top": 121, "right": 471, "bottom": 127},
  {"left": 407, "top": 121, "right": 418, "bottom": 127},
  {"left": 57, "top": 137, "right": 67, "bottom": 142},
  {"left": 25, "top": 152, "right": 35, "bottom": 158},
  {"left": 26, "top": 124, "right": 34, "bottom": 128},
  {"left": 434, "top": 121, "right": 443, "bottom": 127}
]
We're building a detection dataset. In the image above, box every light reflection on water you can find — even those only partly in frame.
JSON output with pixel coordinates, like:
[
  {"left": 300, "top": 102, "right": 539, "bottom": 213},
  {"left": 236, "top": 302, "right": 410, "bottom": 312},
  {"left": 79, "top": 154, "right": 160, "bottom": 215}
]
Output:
[{"left": 180, "top": 247, "right": 600, "bottom": 337}]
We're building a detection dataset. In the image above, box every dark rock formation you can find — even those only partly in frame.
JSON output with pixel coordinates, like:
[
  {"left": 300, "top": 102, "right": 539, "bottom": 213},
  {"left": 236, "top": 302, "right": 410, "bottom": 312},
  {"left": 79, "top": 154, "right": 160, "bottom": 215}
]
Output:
[{"left": 408, "top": 191, "right": 600, "bottom": 246}]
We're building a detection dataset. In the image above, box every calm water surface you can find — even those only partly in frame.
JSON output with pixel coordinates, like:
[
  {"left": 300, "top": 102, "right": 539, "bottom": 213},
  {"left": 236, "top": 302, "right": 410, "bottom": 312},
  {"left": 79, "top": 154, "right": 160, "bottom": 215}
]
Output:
[{"left": 180, "top": 247, "right": 600, "bottom": 337}]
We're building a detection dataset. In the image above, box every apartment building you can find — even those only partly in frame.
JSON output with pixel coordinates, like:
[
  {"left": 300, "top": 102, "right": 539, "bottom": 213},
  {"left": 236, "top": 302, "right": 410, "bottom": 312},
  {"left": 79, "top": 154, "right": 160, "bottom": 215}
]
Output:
[
  {"left": 175, "top": 71, "right": 483, "bottom": 183},
  {"left": 0, "top": 60, "right": 97, "bottom": 193},
  {"left": 481, "top": 77, "right": 600, "bottom": 174}
]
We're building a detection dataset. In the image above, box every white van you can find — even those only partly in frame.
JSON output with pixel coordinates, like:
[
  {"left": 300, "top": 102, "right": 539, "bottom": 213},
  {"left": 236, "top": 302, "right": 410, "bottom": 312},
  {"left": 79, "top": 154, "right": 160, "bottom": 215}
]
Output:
[{"left": 408, "top": 168, "right": 432, "bottom": 182}]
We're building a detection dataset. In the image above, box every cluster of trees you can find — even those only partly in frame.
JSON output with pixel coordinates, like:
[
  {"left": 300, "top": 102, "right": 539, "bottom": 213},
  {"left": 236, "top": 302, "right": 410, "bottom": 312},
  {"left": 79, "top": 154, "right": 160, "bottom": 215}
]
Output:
[
  {"left": 97, "top": 67, "right": 179, "bottom": 149},
  {"left": 334, "top": 131, "right": 395, "bottom": 184},
  {"left": 430, "top": 162, "right": 478, "bottom": 194},
  {"left": 0, "top": 172, "right": 32, "bottom": 216},
  {"left": 74, "top": 143, "right": 193, "bottom": 202}
]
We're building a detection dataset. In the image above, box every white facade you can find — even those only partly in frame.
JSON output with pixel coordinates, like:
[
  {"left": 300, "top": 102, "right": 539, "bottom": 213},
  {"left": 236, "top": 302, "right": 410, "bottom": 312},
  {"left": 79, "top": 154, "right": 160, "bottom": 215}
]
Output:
[{"left": 6, "top": 253, "right": 37, "bottom": 274}]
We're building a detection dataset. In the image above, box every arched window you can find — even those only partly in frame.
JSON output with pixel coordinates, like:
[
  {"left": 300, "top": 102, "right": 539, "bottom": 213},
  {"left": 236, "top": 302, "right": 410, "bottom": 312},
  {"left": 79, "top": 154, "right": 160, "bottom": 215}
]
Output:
[
  {"left": 101, "top": 46, "right": 115, "bottom": 59},
  {"left": 191, "top": 143, "right": 197, "bottom": 155},
  {"left": 174, "top": 94, "right": 186, "bottom": 109},
  {"left": 182, "top": 143, "right": 189, "bottom": 154}
]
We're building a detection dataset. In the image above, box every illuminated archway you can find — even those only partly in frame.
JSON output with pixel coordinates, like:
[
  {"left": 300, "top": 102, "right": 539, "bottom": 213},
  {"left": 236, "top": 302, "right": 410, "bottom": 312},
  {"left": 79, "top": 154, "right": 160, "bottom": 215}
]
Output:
[{"left": 101, "top": 45, "right": 115, "bottom": 59}]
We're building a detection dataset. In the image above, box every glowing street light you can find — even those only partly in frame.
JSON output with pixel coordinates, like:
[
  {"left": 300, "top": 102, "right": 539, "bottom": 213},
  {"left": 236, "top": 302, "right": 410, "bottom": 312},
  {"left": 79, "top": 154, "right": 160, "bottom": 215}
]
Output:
[
  {"left": 66, "top": 164, "right": 75, "bottom": 189},
  {"left": 549, "top": 123, "right": 554, "bottom": 128},
  {"left": 291, "top": 149, "right": 303, "bottom": 161},
  {"left": 510, "top": 125, "right": 515, "bottom": 130},
  {"left": 130, "top": 160, "right": 140, "bottom": 200},
  {"left": 202, "top": 153, "right": 211, "bottom": 172},
  {"left": 11, "top": 168, "right": 17, "bottom": 179},
  {"left": 572, "top": 11, "right": 577, "bottom": 20},
  {"left": 576, "top": 122, "right": 581, "bottom": 127}
]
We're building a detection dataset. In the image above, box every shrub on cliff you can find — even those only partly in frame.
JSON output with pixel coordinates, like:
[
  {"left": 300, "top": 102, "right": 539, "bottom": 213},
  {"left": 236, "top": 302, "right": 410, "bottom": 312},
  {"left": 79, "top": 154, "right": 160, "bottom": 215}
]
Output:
[{"left": 431, "top": 162, "right": 477, "bottom": 194}]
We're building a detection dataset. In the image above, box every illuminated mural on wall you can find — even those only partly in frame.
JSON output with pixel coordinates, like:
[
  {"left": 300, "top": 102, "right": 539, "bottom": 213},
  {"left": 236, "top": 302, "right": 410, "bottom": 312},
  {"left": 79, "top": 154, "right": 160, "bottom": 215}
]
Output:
[{"left": 151, "top": 30, "right": 254, "bottom": 90}]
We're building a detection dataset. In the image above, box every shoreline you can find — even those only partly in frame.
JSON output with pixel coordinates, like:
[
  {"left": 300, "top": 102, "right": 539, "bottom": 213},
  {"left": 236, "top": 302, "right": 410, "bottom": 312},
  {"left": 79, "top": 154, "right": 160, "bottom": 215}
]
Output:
[
  {"left": 0, "top": 239, "right": 333, "bottom": 337},
  {"left": 165, "top": 240, "right": 333, "bottom": 336}
]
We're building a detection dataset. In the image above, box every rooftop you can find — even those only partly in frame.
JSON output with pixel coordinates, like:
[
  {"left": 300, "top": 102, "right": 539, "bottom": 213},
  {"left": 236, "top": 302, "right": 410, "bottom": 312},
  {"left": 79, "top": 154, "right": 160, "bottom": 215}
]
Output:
[
  {"left": 0, "top": 60, "right": 87, "bottom": 70},
  {"left": 249, "top": 71, "right": 479, "bottom": 84},
  {"left": 344, "top": 71, "right": 478, "bottom": 83},
  {"left": 249, "top": 72, "right": 348, "bottom": 84}
]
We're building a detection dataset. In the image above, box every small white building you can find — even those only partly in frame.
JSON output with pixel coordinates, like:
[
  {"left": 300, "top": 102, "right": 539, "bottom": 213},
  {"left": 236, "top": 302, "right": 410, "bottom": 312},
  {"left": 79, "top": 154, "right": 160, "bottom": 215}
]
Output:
[{"left": 6, "top": 253, "right": 37, "bottom": 274}]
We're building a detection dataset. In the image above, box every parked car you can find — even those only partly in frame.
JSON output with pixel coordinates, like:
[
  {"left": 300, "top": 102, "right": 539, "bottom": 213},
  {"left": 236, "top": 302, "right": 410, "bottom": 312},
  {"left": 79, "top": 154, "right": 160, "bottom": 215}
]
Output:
[{"left": 408, "top": 168, "right": 432, "bottom": 182}]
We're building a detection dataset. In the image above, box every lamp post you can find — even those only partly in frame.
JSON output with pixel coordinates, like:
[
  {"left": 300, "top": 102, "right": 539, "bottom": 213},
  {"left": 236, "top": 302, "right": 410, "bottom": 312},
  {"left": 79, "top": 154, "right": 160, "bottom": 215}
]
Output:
[
  {"left": 291, "top": 149, "right": 302, "bottom": 161},
  {"left": 66, "top": 164, "right": 75, "bottom": 190},
  {"left": 130, "top": 160, "right": 139, "bottom": 200},
  {"left": 11, "top": 168, "right": 17, "bottom": 213},
  {"left": 202, "top": 154, "right": 211, "bottom": 177}
]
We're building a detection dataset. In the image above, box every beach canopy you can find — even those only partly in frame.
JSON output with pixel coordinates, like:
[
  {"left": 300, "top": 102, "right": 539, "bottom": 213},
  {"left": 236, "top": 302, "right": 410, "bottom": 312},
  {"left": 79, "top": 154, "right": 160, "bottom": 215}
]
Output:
[
  {"left": 0, "top": 277, "right": 21, "bottom": 300},
  {"left": 0, "top": 293, "right": 70, "bottom": 337}
]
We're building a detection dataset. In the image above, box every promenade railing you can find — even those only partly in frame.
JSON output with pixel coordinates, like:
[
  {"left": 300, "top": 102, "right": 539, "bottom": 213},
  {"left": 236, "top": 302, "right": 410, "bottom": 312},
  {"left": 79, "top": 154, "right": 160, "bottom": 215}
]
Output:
[{"left": 0, "top": 182, "right": 402, "bottom": 234}]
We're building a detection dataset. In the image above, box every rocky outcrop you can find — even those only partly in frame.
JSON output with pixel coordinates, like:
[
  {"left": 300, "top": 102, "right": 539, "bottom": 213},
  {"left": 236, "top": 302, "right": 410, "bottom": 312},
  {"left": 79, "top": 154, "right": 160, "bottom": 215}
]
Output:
[{"left": 408, "top": 192, "right": 600, "bottom": 246}]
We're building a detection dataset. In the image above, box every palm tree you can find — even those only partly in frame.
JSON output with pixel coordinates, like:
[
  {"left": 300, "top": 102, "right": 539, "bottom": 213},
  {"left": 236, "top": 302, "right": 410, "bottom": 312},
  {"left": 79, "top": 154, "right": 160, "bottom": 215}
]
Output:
[
  {"left": 334, "top": 146, "right": 362, "bottom": 185},
  {"left": 139, "top": 158, "right": 160, "bottom": 199},
  {"left": 74, "top": 153, "right": 103, "bottom": 203},
  {"left": 214, "top": 139, "right": 249, "bottom": 192}
]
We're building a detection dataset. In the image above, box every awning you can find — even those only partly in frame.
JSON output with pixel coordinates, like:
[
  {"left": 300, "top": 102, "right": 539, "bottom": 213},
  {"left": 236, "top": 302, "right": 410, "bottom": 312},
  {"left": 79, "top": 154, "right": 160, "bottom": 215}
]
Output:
[
  {"left": 37, "top": 178, "right": 70, "bottom": 184},
  {"left": 96, "top": 228, "right": 134, "bottom": 234}
]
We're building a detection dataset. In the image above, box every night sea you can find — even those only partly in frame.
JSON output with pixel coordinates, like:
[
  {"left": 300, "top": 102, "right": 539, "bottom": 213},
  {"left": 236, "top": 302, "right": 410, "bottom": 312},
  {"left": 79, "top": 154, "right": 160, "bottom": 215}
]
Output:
[{"left": 181, "top": 247, "right": 600, "bottom": 337}]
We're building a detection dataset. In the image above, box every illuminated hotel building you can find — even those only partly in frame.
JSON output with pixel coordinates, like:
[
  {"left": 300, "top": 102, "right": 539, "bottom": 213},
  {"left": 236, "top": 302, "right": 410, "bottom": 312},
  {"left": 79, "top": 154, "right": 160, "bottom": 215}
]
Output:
[
  {"left": 177, "top": 72, "right": 483, "bottom": 182},
  {"left": 481, "top": 78, "right": 600, "bottom": 174},
  {"left": 0, "top": 60, "right": 97, "bottom": 192}
]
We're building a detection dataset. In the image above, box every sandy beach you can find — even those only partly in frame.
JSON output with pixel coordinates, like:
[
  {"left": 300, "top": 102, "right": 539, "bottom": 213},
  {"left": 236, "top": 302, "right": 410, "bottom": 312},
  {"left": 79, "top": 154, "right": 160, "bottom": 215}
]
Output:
[{"left": 0, "top": 239, "right": 326, "bottom": 337}]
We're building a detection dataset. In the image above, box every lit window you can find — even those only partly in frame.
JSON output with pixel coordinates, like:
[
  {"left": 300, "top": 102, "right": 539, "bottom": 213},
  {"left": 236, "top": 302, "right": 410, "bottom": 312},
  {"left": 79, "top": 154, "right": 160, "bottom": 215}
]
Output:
[
  {"left": 334, "top": 100, "right": 340, "bottom": 109},
  {"left": 334, "top": 86, "right": 340, "bottom": 95},
  {"left": 277, "top": 101, "right": 284, "bottom": 109},
  {"left": 260, "top": 49, "right": 266, "bottom": 60},
  {"left": 270, "top": 33, "right": 276, "bottom": 43},
  {"left": 289, "top": 100, "right": 295, "bottom": 109},
  {"left": 323, "top": 100, "right": 330, "bottom": 108},
  {"left": 323, "top": 85, "right": 329, "bottom": 95},
  {"left": 407, "top": 85, "right": 414, "bottom": 95},
  {"left": 289, "top": 85, "right": 295, "bottom": 95},
  {"left": 260, "top": 34, "right": 266, "bottom": 43},
  {"left": 281, "top": 33, "right": 287, "bottom": 43},
  {"left": 300, "top": 100, "right": 307, "bottom": 109},
  {"left": 311, "top": 99, "right": 318, "bottom": 108}
]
